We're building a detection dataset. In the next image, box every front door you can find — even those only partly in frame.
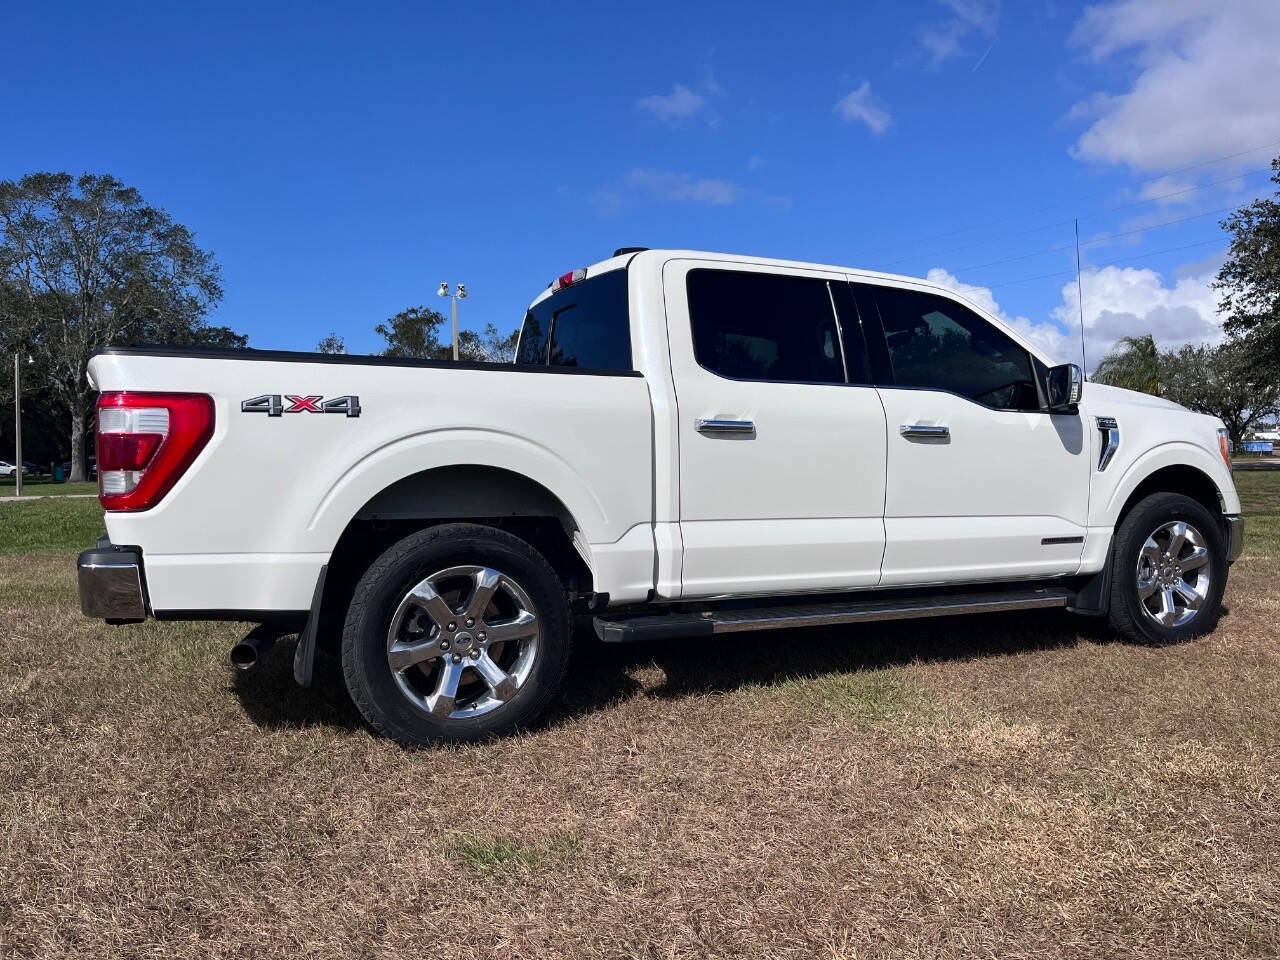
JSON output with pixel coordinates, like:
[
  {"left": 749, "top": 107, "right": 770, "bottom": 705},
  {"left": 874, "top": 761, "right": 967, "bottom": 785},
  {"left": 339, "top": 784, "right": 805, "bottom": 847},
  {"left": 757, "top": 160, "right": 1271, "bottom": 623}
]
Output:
[
  {"left": 664, "top": 260, "right": 888, "bottom": 598},
  {"left": 853, "top": 280, "right": 1090, "bottom": 586}
]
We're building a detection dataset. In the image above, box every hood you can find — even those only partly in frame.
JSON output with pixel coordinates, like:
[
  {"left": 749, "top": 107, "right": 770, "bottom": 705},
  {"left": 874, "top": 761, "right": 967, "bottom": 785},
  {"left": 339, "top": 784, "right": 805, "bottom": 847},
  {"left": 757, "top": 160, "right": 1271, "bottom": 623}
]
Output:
[{"left": 1082, "top": 381, "right": 1187, "bottom": 413}]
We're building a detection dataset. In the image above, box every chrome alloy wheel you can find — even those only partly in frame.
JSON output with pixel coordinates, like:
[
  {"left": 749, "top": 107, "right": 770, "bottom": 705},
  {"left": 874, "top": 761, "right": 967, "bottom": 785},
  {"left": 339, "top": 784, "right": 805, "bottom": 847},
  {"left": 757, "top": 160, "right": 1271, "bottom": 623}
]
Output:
[
  {"left": 1135, "top": 520, "right": 1211, "bottom": 628},
  {"left": 386, "top": 565, "right": 540, "bottom": 721}
]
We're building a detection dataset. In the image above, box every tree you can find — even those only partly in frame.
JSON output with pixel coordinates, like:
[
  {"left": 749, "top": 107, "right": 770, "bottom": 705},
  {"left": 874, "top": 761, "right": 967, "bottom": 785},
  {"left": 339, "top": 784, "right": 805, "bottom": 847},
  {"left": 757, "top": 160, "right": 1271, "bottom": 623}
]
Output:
[
  {"left": 1160, "top": 340, "right": 1280, "bottom": 448},
  {"left": 0, "top": 173, "right": 234, "bottom": 481},
  {"left": 375, "top": 306, "right": 446, "bottom": 358},
  {"left": 375, "top": 307, "right": 519, "bottom": 363},
  {"left": 316, "top": 332, "right": 346, "bottom": 354},
  {"left": 1091, "top": 334, "right": 1161, "bottom": 394},
  {"left": 1216, "top": 155, "right": 1280, "bottom": 373}
]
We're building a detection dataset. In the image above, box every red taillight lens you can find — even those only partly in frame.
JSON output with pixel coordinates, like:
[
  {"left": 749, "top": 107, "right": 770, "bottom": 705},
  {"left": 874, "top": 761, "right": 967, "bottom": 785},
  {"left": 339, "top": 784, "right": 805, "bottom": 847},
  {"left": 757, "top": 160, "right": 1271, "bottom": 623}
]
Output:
[{"left": 96, "top": 392, "right": 214, "bottom": 511}]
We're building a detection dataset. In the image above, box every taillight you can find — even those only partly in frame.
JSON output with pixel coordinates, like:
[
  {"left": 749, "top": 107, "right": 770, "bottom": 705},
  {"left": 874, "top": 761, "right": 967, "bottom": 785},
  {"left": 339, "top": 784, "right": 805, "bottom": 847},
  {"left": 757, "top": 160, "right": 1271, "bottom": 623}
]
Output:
[
  {"left": 550, "top": 268, "right": 586, "bottom": 293},
  {"left": 97, "top": 392, "right": 214, "bottom": 511}
]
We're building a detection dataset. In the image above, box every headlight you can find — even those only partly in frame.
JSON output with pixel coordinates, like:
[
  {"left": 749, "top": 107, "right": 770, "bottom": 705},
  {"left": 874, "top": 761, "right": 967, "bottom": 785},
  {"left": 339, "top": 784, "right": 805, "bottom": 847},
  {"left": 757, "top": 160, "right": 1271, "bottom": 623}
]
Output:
[{"left": 1217, "top": 428, "right": 1232, "bottom": 470}]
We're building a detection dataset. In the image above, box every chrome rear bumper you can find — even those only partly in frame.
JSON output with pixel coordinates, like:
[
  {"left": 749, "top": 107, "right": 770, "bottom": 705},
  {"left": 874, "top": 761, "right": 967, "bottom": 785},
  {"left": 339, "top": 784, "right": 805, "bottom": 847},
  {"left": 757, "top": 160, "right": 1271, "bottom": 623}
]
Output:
[
  {"left": 77, "top": 543, "right": 147, "bottom": 623},
  {"left": 1225, "top": 514, "right": 1244, "bottom": 564}
]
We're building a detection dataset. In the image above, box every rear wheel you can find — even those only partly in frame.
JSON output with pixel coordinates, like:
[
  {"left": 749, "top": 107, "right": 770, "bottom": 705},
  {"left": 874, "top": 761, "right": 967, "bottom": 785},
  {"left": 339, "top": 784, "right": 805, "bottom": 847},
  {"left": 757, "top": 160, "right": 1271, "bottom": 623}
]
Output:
[
  {"left": 1108, "top": 492, "right": 1226, "bottom": 644},
  {"left": 341, "top": 523, "right": 571, "bottom": 746}
]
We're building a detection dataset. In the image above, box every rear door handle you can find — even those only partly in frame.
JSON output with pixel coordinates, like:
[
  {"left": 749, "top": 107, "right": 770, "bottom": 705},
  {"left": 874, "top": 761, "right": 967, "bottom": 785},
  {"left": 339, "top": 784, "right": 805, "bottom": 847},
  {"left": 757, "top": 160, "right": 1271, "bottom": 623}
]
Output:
[
  {"left": 900, "top": 424, "right": 950, "bottom": 439},
  {"left": 696, "top": 418, "right": 756, "bottom": 436}
]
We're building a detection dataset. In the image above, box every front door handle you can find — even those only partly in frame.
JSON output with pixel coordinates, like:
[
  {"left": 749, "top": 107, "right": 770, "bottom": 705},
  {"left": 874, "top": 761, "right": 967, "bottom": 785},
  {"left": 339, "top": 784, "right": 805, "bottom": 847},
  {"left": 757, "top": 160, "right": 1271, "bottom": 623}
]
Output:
[
  {"left": 900, "top": 423, "right": 950, "bottom": 440},
  {"left": 696, "top": 418, "right": 756, "bottom": 436}
]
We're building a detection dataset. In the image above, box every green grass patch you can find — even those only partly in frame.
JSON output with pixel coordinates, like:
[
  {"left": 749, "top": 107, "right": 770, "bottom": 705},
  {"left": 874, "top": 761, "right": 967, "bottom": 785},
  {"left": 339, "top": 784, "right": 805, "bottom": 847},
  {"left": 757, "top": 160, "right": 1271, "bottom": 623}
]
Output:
[
  {"left": 781, "top": 668, "right": 913, "bottom": 722},
  {"left": 445, "top": 831, "right": 581, "bottom": 873},
  {"left": 1236, "top": 470, "right": 1280, "bottom": 517},
  {"left": 0, "top": 478, "right": 99, "bottom": 496},
  {"left": 0, "top": 498, "right": 104, "bottom": 555}
]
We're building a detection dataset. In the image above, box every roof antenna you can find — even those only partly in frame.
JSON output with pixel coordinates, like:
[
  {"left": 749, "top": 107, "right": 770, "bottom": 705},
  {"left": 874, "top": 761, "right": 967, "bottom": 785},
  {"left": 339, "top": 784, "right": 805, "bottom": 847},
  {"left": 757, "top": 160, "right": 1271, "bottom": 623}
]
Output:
[{"left": 1074, "top": 218, "right": 1087, "bottom": 379}]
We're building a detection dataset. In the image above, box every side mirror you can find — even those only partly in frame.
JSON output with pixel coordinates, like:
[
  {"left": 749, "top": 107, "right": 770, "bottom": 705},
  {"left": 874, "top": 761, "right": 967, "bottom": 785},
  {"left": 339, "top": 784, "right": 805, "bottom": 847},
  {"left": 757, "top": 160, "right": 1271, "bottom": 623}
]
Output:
[{"left": 1046, "top": 362, "right": 1082, "bottom": 413}]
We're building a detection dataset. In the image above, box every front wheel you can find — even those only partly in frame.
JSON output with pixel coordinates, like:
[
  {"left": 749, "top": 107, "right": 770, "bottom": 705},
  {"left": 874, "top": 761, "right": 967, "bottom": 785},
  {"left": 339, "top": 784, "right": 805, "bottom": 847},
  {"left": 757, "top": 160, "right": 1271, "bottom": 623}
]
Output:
[
  {"left": 341, "top": 523, "right": 572, "bottom": 746},
  {"left": 1108, "top": 492, "right": 1227, "bottom": 644}
]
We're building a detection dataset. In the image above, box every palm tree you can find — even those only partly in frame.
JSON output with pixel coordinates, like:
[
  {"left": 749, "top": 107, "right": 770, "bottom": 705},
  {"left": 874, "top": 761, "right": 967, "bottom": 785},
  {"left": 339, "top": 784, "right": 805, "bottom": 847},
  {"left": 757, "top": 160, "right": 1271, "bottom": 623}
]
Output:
[{"left": 1092, "top": 334, "right": 1161, "bottom": 395}]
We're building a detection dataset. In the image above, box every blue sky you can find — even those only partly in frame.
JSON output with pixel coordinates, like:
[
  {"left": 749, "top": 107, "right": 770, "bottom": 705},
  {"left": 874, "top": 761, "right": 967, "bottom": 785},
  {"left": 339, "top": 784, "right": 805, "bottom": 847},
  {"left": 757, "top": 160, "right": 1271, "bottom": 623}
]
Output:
[{"left": 3, "top": 1, "right": 1278, "bottom": 365}]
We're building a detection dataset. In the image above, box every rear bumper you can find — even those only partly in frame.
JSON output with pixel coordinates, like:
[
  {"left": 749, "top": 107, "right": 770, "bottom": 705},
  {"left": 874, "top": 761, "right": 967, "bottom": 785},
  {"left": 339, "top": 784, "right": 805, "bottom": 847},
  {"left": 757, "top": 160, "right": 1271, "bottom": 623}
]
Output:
[
  {"left": 77, "top": 543, "right": 147, "bottom": 623},
  {"left": 1225, "top": 514, "right": 1244, "bottom": 563}
]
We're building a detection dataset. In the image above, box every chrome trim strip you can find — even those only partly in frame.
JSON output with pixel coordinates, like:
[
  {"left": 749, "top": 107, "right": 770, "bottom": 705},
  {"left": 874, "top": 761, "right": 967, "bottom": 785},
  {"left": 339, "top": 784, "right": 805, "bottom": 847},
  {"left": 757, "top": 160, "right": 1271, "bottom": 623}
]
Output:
[
  {"left": 1225, "top": 515, "right": 1244, "bottom": 563},
  {"left": 1096, "top": 416, "right": 1119, "bottom": 471},
  {"left": 695, "top": 418, "right": 756, "bottom": 436}
]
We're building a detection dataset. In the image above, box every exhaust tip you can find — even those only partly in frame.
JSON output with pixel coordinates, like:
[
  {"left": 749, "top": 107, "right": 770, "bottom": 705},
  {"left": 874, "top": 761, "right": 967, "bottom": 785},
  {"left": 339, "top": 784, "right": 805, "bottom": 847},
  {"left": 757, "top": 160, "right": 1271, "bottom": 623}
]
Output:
[{"left": 230, "top": 627, "right": 277, "bottom": 671}]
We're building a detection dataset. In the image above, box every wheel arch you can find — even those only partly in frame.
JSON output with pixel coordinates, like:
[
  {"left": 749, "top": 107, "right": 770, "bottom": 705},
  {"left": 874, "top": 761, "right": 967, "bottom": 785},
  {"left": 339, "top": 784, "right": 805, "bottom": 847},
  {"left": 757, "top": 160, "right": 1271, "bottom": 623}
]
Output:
[
  {"left": 311, "top": 464, "right": 598, "bottom": 662},
  {"left": 1101, "top": 442, "right": 1235, "bottom": 531}
]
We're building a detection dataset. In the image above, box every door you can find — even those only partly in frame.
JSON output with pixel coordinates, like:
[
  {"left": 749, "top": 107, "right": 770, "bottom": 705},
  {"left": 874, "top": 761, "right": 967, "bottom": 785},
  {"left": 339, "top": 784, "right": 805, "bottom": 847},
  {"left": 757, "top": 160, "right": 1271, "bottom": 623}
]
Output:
[
  {"left": 664, "top": 260, "right": 888, "bottom": 598},
  {"left": 853, "top": 280, "right": 1090, "bottom": 586}
]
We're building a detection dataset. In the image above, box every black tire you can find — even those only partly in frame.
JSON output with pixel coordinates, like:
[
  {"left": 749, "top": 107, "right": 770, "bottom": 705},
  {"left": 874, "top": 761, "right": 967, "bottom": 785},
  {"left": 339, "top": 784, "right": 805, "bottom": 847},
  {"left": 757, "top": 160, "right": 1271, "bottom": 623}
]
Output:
[
  {"left": 341, "top": 523, "right": 571, "bottom": 746},
  {"left": 1108, "top": 492, "right": 1227, "bottom": 645}
]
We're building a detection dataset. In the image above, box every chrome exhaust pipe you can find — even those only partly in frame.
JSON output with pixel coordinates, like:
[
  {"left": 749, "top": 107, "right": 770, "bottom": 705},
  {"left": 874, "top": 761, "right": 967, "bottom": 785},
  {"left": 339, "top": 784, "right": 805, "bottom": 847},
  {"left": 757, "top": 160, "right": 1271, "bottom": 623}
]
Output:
[{"left": 230, "top": 625, "right": 277, "bottom": 671}]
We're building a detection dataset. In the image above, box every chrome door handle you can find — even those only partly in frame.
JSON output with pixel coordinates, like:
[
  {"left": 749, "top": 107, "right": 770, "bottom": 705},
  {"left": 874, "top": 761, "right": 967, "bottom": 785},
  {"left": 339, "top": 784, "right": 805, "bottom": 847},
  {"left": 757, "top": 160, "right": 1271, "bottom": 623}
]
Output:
[
  {"left": 696, "top": 418, "right": 755, "bottom": 436},
  {"left": 900, "top": 424, "right": 950, "bottom": 439}
]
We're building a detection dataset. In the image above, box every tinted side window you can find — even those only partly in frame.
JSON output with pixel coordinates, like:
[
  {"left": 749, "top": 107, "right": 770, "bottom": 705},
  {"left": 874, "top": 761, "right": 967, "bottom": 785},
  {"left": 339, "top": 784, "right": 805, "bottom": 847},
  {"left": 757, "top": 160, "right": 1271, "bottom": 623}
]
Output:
[
  {"left": 872, "top": 287, "right": 1039, "bottom": 410},
  {"left": 517, "top": 268, "right": 632, "bottom": 370},
  {"left": 687, "top": 269, "right": 862, "bottom": 384}
]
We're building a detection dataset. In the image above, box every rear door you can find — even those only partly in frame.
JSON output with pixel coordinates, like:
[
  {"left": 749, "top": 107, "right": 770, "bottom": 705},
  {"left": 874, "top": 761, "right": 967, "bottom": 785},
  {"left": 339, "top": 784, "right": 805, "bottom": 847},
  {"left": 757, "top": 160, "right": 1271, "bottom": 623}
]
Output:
[
  {"left": 853, "top": 280, "right": 1090, "bottom": 585},
  {"left": 664, "top": 260, "right": 888, "bottom": 598}
]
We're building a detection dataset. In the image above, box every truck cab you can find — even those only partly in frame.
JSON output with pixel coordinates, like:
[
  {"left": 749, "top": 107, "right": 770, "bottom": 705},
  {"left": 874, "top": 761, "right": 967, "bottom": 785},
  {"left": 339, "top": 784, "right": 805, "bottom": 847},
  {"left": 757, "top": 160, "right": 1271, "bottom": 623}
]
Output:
[{"left": 79, "top": 248, "right": 1244, "bottom": 746}]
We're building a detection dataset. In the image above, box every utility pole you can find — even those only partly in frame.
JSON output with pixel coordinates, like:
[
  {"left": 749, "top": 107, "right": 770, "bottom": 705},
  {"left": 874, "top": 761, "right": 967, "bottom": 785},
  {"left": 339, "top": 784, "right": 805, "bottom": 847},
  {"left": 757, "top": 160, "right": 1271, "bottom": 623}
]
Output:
[
  {"left": 13, "top": 353, "right": 22, "bottom": 498},
  {"left": 437, "top": 282, "right": 469, "bottom": 360}
]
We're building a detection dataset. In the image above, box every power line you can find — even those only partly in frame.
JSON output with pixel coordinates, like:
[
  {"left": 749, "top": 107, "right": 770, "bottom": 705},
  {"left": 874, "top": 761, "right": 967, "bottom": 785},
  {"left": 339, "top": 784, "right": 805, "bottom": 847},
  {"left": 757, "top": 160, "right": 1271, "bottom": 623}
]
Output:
[
  {"left": 876, "top": 167, "right": 1268, "bottom": 270},
  {"left": 947, "top": 205, "right": 1233, "bottom": 275},
  {"left": 986, "top": 237, "right": 1226, "bottom": 290},
  {"left": 856, "top": 136, "right": 1280, "bottom": 260}
]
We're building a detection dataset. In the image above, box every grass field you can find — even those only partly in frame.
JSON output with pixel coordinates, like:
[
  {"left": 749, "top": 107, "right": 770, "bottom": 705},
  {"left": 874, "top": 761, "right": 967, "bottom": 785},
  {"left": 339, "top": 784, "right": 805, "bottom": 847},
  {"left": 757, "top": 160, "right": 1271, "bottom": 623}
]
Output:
[
  {"left": 0, "top": 477, "right": 98, "bottom": 498},
  {"left": 2, "top": 476, "right": 1279, "bottom": 958}
]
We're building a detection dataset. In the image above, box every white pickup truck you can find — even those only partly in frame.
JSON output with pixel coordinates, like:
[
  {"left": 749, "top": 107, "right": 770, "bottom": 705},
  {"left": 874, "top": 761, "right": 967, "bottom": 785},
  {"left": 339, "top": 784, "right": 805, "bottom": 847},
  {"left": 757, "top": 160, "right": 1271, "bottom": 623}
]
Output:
[{"left": 79, "top": 248, "right": 1244, "bottom": 745}]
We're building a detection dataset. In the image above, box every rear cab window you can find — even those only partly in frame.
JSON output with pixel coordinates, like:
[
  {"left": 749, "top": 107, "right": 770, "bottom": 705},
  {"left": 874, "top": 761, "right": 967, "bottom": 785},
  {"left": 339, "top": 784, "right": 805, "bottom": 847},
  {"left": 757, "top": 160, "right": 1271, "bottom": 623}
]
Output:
[{"left": 517, "top": 268, "right": 632, "bottom": 370}]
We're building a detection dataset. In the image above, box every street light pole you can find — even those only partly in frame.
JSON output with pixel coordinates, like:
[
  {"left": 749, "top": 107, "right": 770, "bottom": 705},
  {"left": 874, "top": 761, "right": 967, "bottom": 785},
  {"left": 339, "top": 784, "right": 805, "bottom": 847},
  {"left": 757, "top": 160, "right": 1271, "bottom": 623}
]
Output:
[
  {"left": 13, "top": 353, "right": 22, "bottom": 498},
  {"left": 437, "top": 282, "right": 469, "bottom": 361}
]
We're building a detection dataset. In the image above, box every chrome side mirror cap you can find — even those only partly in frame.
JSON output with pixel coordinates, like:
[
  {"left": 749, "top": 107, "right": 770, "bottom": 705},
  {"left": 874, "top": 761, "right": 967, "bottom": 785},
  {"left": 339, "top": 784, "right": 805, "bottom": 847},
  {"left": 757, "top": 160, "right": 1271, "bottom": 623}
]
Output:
[{"left": 1046, "top": 362, "right": 1082, "bottom": 412}]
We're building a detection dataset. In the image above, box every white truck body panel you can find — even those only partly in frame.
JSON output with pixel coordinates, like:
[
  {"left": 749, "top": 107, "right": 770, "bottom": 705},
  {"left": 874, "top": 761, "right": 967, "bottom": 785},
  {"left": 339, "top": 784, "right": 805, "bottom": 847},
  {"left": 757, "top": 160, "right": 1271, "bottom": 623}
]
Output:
[{"left": 85, "top": 248, "right": 1240, "bottom": 619}]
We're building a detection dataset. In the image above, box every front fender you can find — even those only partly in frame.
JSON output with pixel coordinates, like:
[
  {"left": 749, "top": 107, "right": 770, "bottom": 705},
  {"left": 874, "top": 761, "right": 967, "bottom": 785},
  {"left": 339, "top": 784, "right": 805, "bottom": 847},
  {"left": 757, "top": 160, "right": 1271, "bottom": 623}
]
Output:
[{"left": 1097, "top": 440, "right": 1239, "bottom": 526}]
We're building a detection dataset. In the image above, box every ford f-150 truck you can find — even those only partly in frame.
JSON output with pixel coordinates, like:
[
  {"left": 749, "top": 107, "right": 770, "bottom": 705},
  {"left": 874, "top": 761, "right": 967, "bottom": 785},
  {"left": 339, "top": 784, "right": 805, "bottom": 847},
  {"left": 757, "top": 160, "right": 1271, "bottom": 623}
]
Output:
[{"left": 78, "top": 248, "right": 1244, "bottom": 745}]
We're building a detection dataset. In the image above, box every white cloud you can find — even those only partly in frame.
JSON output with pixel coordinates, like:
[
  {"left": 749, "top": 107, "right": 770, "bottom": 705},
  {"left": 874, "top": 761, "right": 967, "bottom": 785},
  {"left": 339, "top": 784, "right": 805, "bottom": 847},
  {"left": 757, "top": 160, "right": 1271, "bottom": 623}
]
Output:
[
  {"left": 1051, "top": 264, "right": 1223, "bottom": 362},
  {"left": 919, "top": 0, "right": 1000, "bottom": 66},
  {"left": 833, "top": 82, "right": 893, "bottom": 135},
  {"left": 1068, "top": 1, "right": 1280, "bottom": 171},
  {"left": 927, "top": 262, "right": 1225, "bottom": 370},
  {"left": 635, "top": 84, "right": 705, "bottom": 125},
  {"left": 592, "top": 169, "right": 740, "bottom": 215}
]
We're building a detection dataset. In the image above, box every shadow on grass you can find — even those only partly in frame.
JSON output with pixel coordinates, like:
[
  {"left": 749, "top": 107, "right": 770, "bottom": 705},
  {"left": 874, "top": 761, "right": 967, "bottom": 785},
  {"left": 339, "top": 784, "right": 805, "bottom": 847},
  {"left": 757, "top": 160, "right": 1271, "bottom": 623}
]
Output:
[
  {"left": 230, "top": 637, "right": 363, "bottom": 732},
  {"left": 229, "top": 608, "right": 1156, "bottom": 735}
]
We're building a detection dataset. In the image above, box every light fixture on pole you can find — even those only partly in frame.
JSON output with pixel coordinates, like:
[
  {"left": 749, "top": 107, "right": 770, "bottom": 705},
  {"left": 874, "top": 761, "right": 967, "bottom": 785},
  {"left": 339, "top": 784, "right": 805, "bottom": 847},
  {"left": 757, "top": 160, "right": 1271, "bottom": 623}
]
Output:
[{"left": 437, "top": 281, "right": 468, "bottom": 361}]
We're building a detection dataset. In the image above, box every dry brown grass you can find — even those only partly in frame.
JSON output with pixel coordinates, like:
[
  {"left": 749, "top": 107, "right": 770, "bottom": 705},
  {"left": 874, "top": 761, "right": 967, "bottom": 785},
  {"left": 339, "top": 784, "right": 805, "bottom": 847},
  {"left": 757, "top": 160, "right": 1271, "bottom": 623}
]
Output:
[{"left": 3, "top": 476, "right": 1279, "bottom": 958}]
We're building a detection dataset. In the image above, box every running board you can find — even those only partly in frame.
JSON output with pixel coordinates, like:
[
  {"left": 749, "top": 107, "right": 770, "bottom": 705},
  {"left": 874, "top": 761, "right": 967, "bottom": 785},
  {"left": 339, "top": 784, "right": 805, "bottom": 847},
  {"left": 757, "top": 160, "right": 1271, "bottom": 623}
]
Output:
[{"left": 593, "top": 587, "right": 1073, "bottom": 643}]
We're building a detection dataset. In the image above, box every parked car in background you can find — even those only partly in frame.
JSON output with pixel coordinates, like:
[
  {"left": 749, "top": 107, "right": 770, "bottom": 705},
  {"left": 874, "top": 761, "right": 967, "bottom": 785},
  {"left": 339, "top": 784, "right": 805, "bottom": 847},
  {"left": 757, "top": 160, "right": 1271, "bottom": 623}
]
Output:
[
  {"left": 0, "top": 460, "right": 26, "bottom": 477},
  {"left": 22, "top": 461, "right": 49, "bottom": 477},
  {"left": 77, "top": 247, "right": 1244, "bottom": 746}
]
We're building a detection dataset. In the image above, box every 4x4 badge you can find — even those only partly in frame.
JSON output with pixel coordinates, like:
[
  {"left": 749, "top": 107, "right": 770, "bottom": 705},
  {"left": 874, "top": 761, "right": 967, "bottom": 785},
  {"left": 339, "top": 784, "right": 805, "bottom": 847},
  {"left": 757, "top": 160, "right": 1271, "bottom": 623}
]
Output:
[{"left": 241, "top": 394, "right": 361, "bottom": 418}]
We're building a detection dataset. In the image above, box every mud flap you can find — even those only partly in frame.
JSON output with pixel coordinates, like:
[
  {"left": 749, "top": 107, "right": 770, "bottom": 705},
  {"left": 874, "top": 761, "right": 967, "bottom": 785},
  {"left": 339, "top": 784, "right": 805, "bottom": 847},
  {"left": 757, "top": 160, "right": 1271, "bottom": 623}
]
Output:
[{"left": 292, "top": 564, "right": 328, "bottom": 687}]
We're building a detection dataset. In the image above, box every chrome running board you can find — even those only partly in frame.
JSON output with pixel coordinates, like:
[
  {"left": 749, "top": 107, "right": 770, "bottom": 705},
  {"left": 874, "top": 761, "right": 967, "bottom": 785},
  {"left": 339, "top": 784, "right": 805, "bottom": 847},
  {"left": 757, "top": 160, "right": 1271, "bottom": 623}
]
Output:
[{"left": 594, "top": 587, "right": 1073, "bottom": 643}]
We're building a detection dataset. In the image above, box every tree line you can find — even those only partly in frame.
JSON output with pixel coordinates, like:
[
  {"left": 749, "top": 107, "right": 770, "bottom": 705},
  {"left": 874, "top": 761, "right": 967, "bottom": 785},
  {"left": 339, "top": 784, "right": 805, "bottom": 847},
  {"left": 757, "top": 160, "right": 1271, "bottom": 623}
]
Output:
[{"left": 4, "top": 158, "right": 1280, "bottom": 479}]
